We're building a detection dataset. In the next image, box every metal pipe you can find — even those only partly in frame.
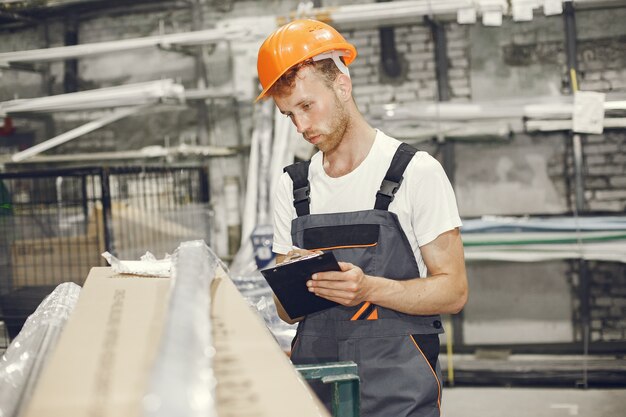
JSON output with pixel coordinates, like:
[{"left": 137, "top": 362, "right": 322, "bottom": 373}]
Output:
[
  {"left": 430, "top": 20, "right": 450, "bottom": 103},
  {"left": 564, "top": 0, "right": 585, "bottom": 213},
  {"left": 428, "top": 16, "right": 464, "bottom": 386},
  {"left": 0, "top": 26, "right": 245, "bottom": 66},
  {"left": 564, "top": 0, "right": 590, "bottom": 390},
  {"left": 100, "top": 167, "right": 113, "bottom": 254},
  {"left": 11, "top": 105, "right": 145, "bottom": 162},
  {"left": 428, "top": 17, "right": 456, "bottom": 184},
  {"left": 63, "top": 14, "right": 79, "bottom": 94},
  {"left": 1, "top": 80, "right": 184, "bottom": 114},
  {"left": 377, "top": 0, "right": 402, "bottom": 79}
]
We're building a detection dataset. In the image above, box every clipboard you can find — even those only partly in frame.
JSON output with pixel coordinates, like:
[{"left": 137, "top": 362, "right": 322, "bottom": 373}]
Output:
[{"left": 260, "top": 251, "right": 341, "bottom": 318}]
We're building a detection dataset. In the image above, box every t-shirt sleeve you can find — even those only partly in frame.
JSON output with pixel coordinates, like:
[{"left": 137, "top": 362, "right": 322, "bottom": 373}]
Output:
[
  {"left": 272, "top": 172, "right": 295, "bottom": 255},
  {"left": 409, "top": 154, "right": 462, "bottom": 247}
]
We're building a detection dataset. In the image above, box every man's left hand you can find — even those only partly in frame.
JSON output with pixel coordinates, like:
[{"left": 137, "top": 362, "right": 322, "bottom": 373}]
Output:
[{"left": 307, "top": 262, "right": 371, "bottom": 306}]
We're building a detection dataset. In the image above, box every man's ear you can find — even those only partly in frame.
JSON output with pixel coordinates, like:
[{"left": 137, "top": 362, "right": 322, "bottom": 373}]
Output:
[{"left": 334, "top": 73, "right": 352, "bottom": 102}]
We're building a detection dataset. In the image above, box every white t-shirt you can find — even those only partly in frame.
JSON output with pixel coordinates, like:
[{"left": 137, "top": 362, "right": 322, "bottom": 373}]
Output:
[{"left": 272, "top": 130, "right": 462, "bottom": 277}]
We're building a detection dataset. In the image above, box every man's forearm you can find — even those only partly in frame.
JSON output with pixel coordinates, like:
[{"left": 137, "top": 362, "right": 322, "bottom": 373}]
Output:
[
  {"left": 365, "top": 227, "right": 468, "bottom": 315},
  {"left": 306, "top": 228, "right": 469, "bottom": 316},
  {"left": 365, "top": 273, "right": 468, "bottom": 316}
]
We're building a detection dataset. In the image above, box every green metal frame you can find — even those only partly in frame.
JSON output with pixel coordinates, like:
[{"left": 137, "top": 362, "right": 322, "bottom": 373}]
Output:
[{"left": 295, "top": 361, "right": 360, "bottom": 417}]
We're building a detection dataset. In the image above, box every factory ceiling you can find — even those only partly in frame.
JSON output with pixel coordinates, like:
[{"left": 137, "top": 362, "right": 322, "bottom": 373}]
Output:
[{"left": 0, "top": 0, "right": 187, "bottom": 27}]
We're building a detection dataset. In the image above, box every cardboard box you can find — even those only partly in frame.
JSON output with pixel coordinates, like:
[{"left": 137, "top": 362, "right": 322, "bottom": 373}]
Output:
[
  {"left": 22, "top": 266, "right": 329, "bottom": 417},
  {"left": 212, "top": 268, "right": 329, "bottom": 417},
  {"left": 11, "top": 235, "right": 105, "bottom": 287},
  {"left": 10, "top": 210, "right": 105, "bottom": 288},
  {"left": 21, "top": 267, "right": 170, "bottom": 417}
]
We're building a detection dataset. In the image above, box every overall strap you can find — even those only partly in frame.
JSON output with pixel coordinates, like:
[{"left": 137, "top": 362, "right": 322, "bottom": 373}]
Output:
[
  {"left": 374, "top": 142, "right": 417, "bottom": 211},
  {"left": 284, "top": 160, "right": 311, "bottom": 217}
]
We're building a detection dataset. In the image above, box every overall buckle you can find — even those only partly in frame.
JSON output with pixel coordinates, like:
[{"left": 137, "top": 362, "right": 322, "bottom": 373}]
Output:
[
  {"left": 293, "top": 185, "right": 310, "bottom": 205},
  {"left": 376, "top": 178, "right": 402, "bottom": 201}
]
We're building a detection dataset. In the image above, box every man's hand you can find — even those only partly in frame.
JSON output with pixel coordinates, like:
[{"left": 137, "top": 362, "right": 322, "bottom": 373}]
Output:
[
  {"left": 306, "top": 261, "right": 372, "bottom": 306},
  {"left": 277, "top": 248, "right": 320, "bottom": 265},
  {"left": 304, "top": 228, "right": 467, "bottom": 315}
]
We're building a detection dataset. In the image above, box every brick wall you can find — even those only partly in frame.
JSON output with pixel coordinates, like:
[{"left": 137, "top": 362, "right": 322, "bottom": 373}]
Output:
[
  {"left": 573, "top": 10, "right": 626, "bottom": 213},
  {"left": 589, "top": 262, "right": 626, "bottom": 342},
  {"left": 559, "top": 113, "right": 626, "bottom": 345},
  {"left": 344, "top": 21, "right": 471, "bottom": 118},
  {"left": 445, "top": 23, "right": 471, "bottom": 101},
  {"left": 569, "top": 261, "right": 626, "bottom": 343},
  {"left": 0, "top": 21, "right": 65, "bottom": 101},
  {"left": 577, "top": 24, "right": 626, "bottom": 93},
  {"left": 579, "top": 132, "right": 626, "bottom": 212}
]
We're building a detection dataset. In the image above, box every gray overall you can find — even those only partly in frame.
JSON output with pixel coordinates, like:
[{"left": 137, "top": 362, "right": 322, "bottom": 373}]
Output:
[{"left": 284, "top": 143, "right": 444, "bottom": 417}]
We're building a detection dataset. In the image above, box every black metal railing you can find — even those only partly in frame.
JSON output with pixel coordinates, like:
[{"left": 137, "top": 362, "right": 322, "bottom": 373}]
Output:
[{"left": 0, "top": 165, "right": 210, "bottom": 340}]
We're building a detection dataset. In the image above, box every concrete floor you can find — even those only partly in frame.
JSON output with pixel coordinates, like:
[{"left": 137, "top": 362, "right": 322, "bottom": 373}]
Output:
[{"left": 442, "top": 387, "right": 626, "bottom": 417}]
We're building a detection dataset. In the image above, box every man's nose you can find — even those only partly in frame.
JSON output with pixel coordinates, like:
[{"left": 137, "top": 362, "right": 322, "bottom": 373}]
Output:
[{"left": 293, "top": 115, "right": 310, "bottom": 134}]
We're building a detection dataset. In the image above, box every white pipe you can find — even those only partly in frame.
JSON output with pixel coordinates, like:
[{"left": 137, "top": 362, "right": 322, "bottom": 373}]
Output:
[
  {"left": 1, "top": 80, "right": 183, "bottom": 115},
  {"left": 288, "top": 0, "right": 503, "bottom": 27},
  {"left": 525, "top": 117, "right": 626, "bottom": 132},
  {"left": 0, "top": 27, "right": 246, "bottom": 66},
  {"left": 605, "top": 100, "right": 626, "bottom": 111},
  {"left": 371, "top": 96, "right": 626, "bottom": 122},
  {"left": 0, "top": 83, "right": 235, "bottom": 115},
  {"left": 11, "top": 105, "right": 145, "bottom": 162},
  {"left": 224, "top": 177, "right": 241, "bottom": 229},
  {"left": 257, "top": 104, "right": 273, "bottom": 226},
  {"left": 240, "top": 104, "right": 263, "bottom": 243},
  {"left": 2, "top": 145, "right": 235, "bottom": 165},
  {"left": 286, "top": 0, "right": 617, "bottom": 28}
]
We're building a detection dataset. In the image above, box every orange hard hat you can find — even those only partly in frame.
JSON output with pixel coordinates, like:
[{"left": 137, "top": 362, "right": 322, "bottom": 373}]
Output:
[{"left": 255, "top": 19, "right": 357, "bottom": 102}]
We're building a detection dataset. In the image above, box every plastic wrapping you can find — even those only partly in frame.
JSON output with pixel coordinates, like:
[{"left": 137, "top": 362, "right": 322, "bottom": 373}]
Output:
[
  {"left": 142, "top": 240, "right": 220, "bottom": 417},
  {"left": 230, "top": 240, "right": 297, "bottom": 352},
  {"left": 0, "top": 282, "right": 81, "bottom": 417},
  {"left": 233, "top": 97, "right": 299, "bottom": 352},
  {"left": 101, "top": 251, "right": 172, "bottom": 277},
  {"left": 232, "top": 272, "right": 296, "bottom": 352}
]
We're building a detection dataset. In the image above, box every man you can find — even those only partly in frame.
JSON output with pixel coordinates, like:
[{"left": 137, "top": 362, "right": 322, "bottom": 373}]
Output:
[{"left": 256, "top": 19, "right": 468, "bottom": 417}]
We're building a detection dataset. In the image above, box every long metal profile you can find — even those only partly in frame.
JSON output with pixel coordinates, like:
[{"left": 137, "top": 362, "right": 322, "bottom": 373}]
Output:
[
  {"left": 526, "top": 118, "right": 626, "bottom": 132},
  {"left": 1, "top": 145, "right": 237, "bottom": 165},
  {"left": 0, "top": 26, "right": 246, "bottom": 66},
  {"left": 0, "top": 85, "right": 233, "bottom": 116},
  {"left": 281, "top": 0, "right": 500, "bottom": 27},
  {"left": 0, "top": 79, "right": 184, "bottom": 115},
  {"left": 11, "top": 105, "right": 146, "bottom": 162},
  {"left": 144, "top": 240, "right": 219, "bottom": 417},
  {"left": 372, "top": 95, "right": 626, "bottom": 121},
  {"left": 281, "top": 0, "right": 620, "bottom": 28}
]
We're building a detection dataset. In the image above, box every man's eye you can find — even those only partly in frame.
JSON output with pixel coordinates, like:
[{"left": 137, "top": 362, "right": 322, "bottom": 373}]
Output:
[{"left": 303, "top": 103, "right": 311, "bottom": 110}]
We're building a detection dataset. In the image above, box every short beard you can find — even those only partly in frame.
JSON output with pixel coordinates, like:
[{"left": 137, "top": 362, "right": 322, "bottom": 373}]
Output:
[{"left": 316, "top": 93, "right": 349, "bottom": 153}]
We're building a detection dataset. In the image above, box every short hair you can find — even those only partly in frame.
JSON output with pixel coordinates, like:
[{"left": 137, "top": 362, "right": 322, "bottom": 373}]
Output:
[{"left": 267, "top": 58, "right": 342, "bottom": 97}]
